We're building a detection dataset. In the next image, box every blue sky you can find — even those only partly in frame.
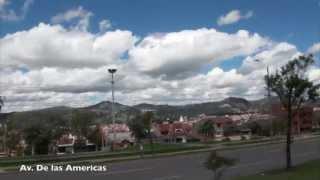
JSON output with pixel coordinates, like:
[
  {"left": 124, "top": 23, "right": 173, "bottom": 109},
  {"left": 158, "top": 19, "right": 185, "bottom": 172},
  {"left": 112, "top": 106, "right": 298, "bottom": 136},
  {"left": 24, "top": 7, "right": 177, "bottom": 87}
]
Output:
[
  {"left": 2, "top": 0, "right": 320, "bottom": 51},
  {"left": 1, "top": 0, "right": 320, "bottom": 111}
]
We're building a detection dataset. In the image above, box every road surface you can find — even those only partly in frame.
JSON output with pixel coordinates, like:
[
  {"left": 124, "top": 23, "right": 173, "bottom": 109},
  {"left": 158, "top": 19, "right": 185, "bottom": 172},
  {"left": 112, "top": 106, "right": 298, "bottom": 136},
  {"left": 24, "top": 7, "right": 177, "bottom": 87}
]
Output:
[{"left": 1, "top": 138, "right": 319, "bottom": 180}]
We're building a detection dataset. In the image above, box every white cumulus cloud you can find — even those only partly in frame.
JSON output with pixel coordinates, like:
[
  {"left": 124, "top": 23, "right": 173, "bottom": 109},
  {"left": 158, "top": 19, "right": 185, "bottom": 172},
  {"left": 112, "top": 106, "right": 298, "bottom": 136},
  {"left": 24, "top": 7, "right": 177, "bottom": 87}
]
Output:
[
  {"left": 217, "top": 10, "right": 253, "bottom": 26},
  {"left": 51, "top": 6, "right": 93, "bottom": 31}
]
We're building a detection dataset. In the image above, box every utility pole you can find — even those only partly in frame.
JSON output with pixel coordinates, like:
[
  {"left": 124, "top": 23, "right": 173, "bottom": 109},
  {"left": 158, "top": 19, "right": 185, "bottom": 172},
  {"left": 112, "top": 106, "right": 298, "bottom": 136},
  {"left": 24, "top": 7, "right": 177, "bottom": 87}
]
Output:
[
  {"left": 266, "top": 66, "right": 273, "bottom": 136},
  {"left": 108, "top": 68, "right": 117, "bottom": 151},
  {"left": 0, "top": 96, "right": 6, "bottom": 155},
  {"left": 254, "top": 60, "right": 273, "bottom": 136}
]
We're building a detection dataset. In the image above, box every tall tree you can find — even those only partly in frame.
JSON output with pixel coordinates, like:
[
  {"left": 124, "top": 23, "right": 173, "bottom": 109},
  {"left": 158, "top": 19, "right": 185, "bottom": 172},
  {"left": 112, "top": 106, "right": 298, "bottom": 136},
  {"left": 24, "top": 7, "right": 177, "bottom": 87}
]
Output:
[
  {"left": 265, "top": 54, "right": 319, "bottom": 169},
  {"left": 142, "top": 111, "right": 154, "bottom": 154},
  {"left": 127, "top": 115, "right": 146, "bottom": 144},
  {"left": 71, "top": 110, "right": 95, "bottom": 141},
  {"left": 23, "top": 124, "right": 45, "bottom": 155},
  {"left": 0, "top": 96, "right": 3, "bottom": 112},
  {"left": 87, "top": 125, "right": 103, "bottom": 151},
  {"left": 6, "top": 130, "right": 22, "bottom": 156},
  {"left": 197, "top": 120, "right": 215, "bottom": 142}
]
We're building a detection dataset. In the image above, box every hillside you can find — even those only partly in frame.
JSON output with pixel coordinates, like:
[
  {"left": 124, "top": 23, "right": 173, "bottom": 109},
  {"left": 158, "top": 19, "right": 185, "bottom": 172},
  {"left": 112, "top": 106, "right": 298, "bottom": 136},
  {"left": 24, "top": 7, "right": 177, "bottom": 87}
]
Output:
[{"left": 2, "top": 97, "right": 319, "bottom": 124}]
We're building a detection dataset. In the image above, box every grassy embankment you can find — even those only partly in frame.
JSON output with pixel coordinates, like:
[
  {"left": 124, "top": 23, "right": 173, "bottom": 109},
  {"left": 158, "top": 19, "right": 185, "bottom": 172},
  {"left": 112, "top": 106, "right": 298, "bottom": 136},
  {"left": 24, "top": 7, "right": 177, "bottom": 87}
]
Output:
[
  {"left": 235, "top": 159, "right": 320, "bottom": 180},
  {"left": 0, "top": 143, "right": 208, "bottom": 170}
]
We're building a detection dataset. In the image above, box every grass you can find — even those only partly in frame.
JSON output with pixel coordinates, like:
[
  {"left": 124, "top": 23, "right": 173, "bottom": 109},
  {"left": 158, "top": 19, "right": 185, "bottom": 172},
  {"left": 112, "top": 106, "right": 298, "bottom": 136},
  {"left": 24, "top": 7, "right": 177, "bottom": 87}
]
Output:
[
  {"left": 224, "top": 137, "right": 282, "bottom": 146},
  {"left": 0, "top": 143, "right": 208, "bottom": 168},
  {"left": 234, "top": 159, "right": 320, "bottom": 180}
]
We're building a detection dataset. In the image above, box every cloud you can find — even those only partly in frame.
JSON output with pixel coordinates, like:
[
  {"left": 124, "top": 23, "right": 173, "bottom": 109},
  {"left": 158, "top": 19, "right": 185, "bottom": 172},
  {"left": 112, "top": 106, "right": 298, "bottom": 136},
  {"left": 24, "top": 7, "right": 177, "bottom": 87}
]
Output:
[
  {"left": 129, "top": 28, "right": 269, "bottom": 79},
  {"left": 0, "top": 0, "right": 33, "bottom": 21},
  {"left": 51, "top": 6, "right": 93, "bottom": 31},
  {"left": 1, "top": 21, "right": 319, "bottom": 112},
  {"left": 217, "top": 10, "right": 253, "bottom": 26},
  {"left": 99, "top": 19, "right": 112, "bottom": 32},
  {"left": 308, "top": 68, "right": 320, "bottom": 84},
  {"left": 239, "top": 42, "right": 300, "bottom": 74},
  {"left": 307, "top": 42, "right": 320, "bottom": 55},
  {"left": 0, "top": 23, "right": 137, "bottom": 69}
]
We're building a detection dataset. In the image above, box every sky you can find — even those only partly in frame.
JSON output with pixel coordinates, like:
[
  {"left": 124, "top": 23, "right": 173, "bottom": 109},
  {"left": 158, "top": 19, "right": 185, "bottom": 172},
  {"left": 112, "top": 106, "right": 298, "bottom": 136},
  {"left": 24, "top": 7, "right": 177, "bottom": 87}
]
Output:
[{"left": 0, "top": 0, "right": 320, "bottom": 112}]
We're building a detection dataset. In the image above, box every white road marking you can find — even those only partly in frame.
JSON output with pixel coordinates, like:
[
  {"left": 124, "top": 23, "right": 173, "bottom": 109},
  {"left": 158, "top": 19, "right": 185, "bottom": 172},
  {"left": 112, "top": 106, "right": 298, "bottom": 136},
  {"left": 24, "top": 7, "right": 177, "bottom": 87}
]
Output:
[
  {"left": 95, "top": 167, "right": 153, "bottom": 176},
  {"left": 152, "top": 175, "right": 182, "bottom": 180}
]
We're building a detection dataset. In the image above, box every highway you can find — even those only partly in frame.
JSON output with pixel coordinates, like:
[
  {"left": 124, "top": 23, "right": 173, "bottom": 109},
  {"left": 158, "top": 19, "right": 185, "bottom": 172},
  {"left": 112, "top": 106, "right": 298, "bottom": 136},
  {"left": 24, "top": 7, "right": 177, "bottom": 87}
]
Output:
[{"left": 0, "top": 138, "right": 319, "bottom": 180}]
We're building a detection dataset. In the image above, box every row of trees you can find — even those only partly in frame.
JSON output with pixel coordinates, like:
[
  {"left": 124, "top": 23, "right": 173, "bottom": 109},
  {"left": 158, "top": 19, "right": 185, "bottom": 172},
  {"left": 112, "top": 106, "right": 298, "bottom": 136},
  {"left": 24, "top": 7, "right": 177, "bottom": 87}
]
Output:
[{"left": 2, "top": 109, "right": 99, "bottom": 156}]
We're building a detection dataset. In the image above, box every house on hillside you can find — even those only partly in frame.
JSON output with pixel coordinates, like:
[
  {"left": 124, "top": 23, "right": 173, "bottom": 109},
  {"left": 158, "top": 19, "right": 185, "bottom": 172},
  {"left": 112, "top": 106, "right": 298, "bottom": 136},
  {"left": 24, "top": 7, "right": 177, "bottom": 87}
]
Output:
[
  {"left": 153, "top": 120, "right": 194, "bottom": 143},
  {"left": 196, "top": 114, "right": 252, "bottom": 141},
  {"left": 100, "top": 124, "right": 135, "bottom": 149},
  {"left": 56, "top": 134, "right": 96, "bottom": 154},
  {"left": 271, "top": 105, "right": 313, "bottom": 134}
]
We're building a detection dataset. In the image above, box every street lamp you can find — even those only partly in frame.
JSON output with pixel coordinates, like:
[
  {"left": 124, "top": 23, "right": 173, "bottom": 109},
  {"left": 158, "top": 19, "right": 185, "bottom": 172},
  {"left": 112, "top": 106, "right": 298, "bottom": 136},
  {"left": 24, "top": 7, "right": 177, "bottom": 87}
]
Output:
[
  {"left": 254, "top": 59, "right": 273, "bottom": 136},
  {"left": 108, "top": 68, "right": 117, "bottom": 151},
  {"left": 0, "top": 96, "right": 6, "bottom": 155}
]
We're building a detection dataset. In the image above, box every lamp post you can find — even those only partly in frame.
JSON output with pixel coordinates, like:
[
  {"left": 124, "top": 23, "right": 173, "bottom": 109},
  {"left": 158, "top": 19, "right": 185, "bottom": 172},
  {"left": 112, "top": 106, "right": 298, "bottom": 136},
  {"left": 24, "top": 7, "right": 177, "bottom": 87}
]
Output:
[
  {"left": 108, "top": 68, "right": 117, "bottom": 151},
  {"left": 254, "top": 59, "right": 273, "bottom": 136},
  {"left": 0, "top": 96, "right": 6, "bottom": 155}
]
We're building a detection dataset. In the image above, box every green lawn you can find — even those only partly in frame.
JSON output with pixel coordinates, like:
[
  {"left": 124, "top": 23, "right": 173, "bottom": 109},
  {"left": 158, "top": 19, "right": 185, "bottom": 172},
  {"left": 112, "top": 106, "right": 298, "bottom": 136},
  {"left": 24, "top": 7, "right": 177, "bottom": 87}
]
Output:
[
  {"left": 0, "top": 143, "right": 208, "bottom": 169},
  {"left": 234, "top": 159, "right": 320, "bottom": 180}
]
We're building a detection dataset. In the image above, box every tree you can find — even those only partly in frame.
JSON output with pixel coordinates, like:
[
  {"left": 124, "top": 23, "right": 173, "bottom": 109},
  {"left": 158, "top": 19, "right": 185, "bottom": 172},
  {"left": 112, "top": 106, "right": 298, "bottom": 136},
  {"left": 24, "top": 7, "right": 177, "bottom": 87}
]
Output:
[
  {"left": 197, "top": 120, "right": 215, "bottom": 142},
  {"left": 265, "top": 54, "right": 319, "bottom": 169},
  {"left": 127, "top": 115, "right": 146, "bottom": 144},
  {"left": 23, "top": 124, "right": 45, "bottom": 155},
  {"left": 87, "top": 125, "right": 103, "bottom": 151},
  {"left": 204, "top": 151, "right": 236, "bottom": 180},
  {"left": 0, "top": 96, "right": 3, "bottom": 112},
  {"left": 71, "top": 110, "right": 95, "bottom": 141},
  {"left": 6, "top": 130, "right": 22, "bottom": 156},
  {"left": 142, "top": 111, "right": 154, "bottom": 154}
]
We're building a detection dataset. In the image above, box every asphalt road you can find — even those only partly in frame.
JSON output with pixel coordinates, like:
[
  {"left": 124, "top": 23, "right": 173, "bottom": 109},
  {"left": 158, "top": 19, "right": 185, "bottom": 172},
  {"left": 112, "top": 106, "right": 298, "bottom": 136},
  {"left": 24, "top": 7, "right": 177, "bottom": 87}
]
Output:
[{"left": 1, "top": 139, "right": 319, "bottom": 180}]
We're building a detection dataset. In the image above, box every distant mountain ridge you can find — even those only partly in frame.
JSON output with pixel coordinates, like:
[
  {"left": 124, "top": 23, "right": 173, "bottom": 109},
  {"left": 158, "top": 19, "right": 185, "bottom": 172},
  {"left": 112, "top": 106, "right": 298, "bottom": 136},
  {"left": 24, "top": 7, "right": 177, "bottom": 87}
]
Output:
[{"left": 4, "top": 97, "right": 319, "bottom": 123}]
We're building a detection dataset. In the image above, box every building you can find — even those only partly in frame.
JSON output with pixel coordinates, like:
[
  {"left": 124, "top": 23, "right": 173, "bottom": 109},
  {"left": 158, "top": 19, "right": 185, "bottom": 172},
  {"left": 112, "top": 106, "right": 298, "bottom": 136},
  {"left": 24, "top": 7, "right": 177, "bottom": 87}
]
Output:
[
  {"left": 56, "top": 134, "right": 76, "bottom": 154},
  {"left": 197, "top": 115, "right": 233, "bottom": 140},
  {"left": 100, "top": 124, "right": 135, "bottom": 148},
  {"left": 153, "top": 117, "right": 194, "bottom": 143},
  {"left": 271, "top": 105, "right": 313, "bottom": 134},
  {"left": 56, "top": 134, "right": 96, "bottom": 154}
]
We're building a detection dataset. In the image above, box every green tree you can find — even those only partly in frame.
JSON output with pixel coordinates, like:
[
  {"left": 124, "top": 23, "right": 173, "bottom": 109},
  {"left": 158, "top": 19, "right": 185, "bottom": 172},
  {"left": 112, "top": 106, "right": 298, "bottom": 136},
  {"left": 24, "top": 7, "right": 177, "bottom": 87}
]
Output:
[
  {"left": 198, "top": 120, "right": 215, "bottom": 142},
  {"left": 0, "top": 96, "right": 3, "bottom": 111},
  {"left": 71, "top": 110, "right": 95, "bottom": 141},
  {"left": 204, "top": 151, "right": 236, "bottom": 180},
  {"left": 265, "top": 54, "right": 319, "bottom": 169},
  {"left": 142, "top": 112, "right": 154, "bottom": 154},
  {"left": 87, "top": 125, "right": 102, "bottom": 151},
  {"left": 6, "top": 130, "right": 22, "bottom": 156},
  {"left": 127, "top": 115, "right": 146, "bottom": 144},
  {"left": 23, "top": 124, "right": 46, "bottom": 155}
]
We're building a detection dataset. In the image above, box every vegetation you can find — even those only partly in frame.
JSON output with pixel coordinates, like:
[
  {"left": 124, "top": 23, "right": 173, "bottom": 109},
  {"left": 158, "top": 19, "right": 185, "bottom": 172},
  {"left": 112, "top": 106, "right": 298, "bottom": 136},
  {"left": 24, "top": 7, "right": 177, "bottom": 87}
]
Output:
[
  {"left": 265, "top": 54, "right": 319, "bottom": 169},
  {"left": 5, "top": 131, "right": 22, "bottom": 156},
  {"left": 234, "top": 159, "right": 320, "bottom": 180},
  {"left": 127, "top": 114, "right": 146, "bottom": 144},
  {"left": 0, "top": 143, "right": 208, "bottom": 169},
  {"left": 87, "top": 125, "right": 103, "bottom": 151},
  {"left": 0, "top": 96, "right": 3, "bottom": 112},
  {"left": 142, "top": 111, "right": 154, "bottom": 154},
  {"left": 71, "top": 110, "right": 96, "bottom": 140},
  {"left": 204, "top": 151, "right": 236, "bottom": 180},
  {"left": 198, "top": 120, "right": 216, "bottom": 141}
]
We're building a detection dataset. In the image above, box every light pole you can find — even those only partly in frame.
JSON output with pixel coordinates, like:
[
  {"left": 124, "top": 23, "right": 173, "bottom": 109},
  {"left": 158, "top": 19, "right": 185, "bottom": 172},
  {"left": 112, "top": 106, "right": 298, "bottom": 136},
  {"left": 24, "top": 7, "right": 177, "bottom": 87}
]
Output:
[
  {"left": 254, "top": 59, "right": 273, "bottom": 136},
  {"left": 0, "top": 96, "right": 6, "bottom": 155},
  {"left": 108, "top": 68, "right": 117, "bottom": 151}
]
